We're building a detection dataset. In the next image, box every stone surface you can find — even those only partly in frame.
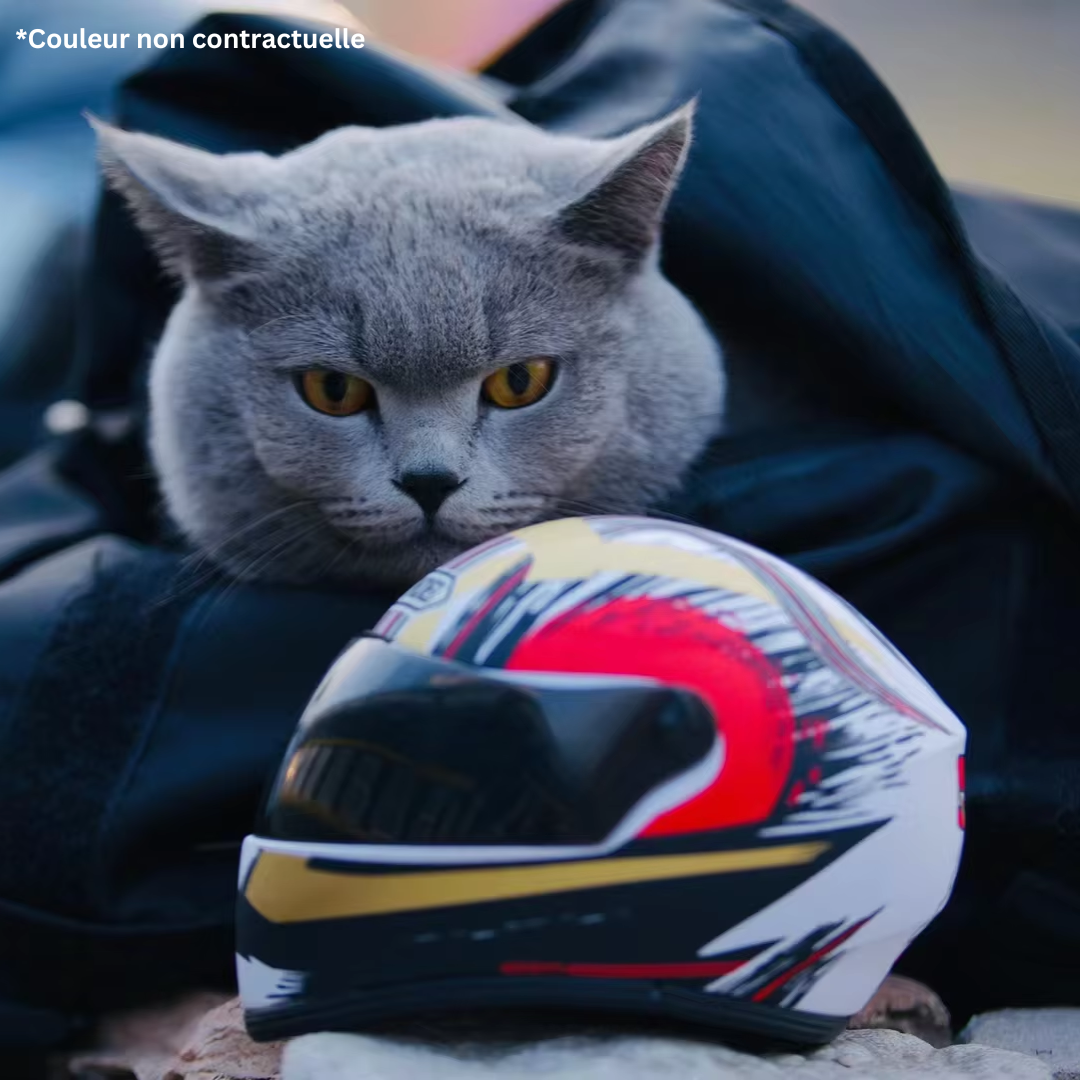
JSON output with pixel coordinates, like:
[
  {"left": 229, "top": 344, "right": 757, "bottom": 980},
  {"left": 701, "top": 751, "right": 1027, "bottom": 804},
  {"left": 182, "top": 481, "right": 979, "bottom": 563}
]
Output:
[
  {"left": 962, "top": 1010, "right": 1080, "bottom": 1080},
  {"left": 73, "top": 995, "right": 1080, "bottom": 1080},
  {"left": 160, "top": 996, "right": 285, "bottom": 1080},
  {"left": 67, "top": 994, "right": 283, "bottom": 1080},
  {"left": 284, "top": 1028, "right": 1053, "bottom": 1080},
  {"left": 849, "top": 975, "right": 953, "bottom": 1047},
  {"left": 68, "top": 991, "right": 233, "bottom": 1080}
]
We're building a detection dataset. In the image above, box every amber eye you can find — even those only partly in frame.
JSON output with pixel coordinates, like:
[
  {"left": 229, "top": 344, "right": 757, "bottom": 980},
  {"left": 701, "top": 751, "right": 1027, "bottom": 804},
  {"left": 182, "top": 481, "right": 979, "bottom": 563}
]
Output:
[
  {"left": 297, "top": 369, "right": 374, "bottom": 417},
  {"left": 481, "top": 359, "right": 556, "bottom": 409}
]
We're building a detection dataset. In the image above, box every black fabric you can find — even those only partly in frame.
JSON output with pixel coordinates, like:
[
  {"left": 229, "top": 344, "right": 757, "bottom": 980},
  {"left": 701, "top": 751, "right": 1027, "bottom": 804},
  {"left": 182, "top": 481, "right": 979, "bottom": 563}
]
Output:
[
  {"left": 724, "top": 0, "right": 1080, "bottom": 499},
  {"left": 1, "top": 0, "right": 1080, "bottom": 1047},
  {"left": 953, "top": 187, "right": 1080, "bottom": 348}
]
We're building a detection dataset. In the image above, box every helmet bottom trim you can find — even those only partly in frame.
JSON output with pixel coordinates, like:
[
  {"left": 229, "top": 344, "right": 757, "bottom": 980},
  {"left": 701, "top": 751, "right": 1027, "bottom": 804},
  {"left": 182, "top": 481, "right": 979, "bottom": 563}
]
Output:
[{"left": 243, "top": 975, "right": 848, "bottom": 1050}]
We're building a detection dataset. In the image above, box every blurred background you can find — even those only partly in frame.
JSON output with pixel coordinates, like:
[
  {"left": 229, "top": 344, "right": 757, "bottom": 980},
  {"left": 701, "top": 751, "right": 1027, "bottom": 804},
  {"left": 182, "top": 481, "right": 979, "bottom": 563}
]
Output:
[
  {"left": 349, "top": 0, "right": 1080, "bottom": 205},
  {"left": 0, "top": 0, "right": 1077, "bottom": 467},
  {"left": 774, "top": 0, "right": 1078, "bottom": 206}
]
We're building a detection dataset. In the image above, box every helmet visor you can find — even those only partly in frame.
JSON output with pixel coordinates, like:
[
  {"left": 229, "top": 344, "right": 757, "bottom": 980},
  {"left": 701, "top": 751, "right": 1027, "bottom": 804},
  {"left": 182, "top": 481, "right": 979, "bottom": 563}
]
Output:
[{"left": 259, "top": 636, "right": 717, "bottom": 849}]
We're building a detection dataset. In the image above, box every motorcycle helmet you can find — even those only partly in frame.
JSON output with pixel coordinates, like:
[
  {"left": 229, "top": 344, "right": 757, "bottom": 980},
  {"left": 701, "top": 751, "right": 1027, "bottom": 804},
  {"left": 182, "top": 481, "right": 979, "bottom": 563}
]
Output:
[{"left": 236, "top": 516, "right": 965, "bottom": 1047}]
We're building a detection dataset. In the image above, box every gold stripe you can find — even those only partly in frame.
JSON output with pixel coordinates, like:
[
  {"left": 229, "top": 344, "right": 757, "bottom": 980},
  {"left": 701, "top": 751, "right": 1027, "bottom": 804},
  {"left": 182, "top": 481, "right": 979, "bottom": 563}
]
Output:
[{"left": 245, "top": 841, "right": 830, "bottom": 924}]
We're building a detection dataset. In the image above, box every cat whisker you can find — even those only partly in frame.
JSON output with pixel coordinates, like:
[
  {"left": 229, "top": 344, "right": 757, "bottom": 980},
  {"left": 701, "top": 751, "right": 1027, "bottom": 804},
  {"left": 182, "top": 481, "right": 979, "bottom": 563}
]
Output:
[
  {"left": 548, "top": 496, "right": 632, "bottom": 516},
  {"left": 315, "top": 529, "right": 366, "bottom": 585},
  {"left": 152, "top": 502, "right": 316, "bottom": 608},
  {"left": 152, "top": 551, "right": 232, "bottom": 610},
  {"left": 551, "top": 497, "right": 700, "bottom": 530},
  {"left": 182, "top": 517, "right": 331, "bottom": 633},
  {"left": 325, "top": 509, "right": 385, "bottom": 523},
  {"left": 320, "top": 500, "right": 371, "bottom": 511},
  {"left": 204, "top": 501, "right": 315, "bottom": 555},
  {"left": 332, "top": 519, "right": 416, "bottom": 535},
  {"left": 472, "top": 514, "right": 545, "bottom": 528}
]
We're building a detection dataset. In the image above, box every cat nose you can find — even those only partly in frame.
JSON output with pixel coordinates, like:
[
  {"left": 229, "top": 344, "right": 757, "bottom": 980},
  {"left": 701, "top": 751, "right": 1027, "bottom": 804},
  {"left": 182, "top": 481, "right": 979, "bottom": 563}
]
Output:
[{"left": 394, "top": 470, "right": 465, "bottom": 516}]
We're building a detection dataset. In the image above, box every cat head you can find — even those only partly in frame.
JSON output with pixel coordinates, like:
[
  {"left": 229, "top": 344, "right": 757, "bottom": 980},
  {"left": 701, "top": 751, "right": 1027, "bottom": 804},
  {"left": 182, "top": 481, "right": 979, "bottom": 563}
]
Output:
[{"left": 94, "top": 107, "right": 723, "bottom": 587}]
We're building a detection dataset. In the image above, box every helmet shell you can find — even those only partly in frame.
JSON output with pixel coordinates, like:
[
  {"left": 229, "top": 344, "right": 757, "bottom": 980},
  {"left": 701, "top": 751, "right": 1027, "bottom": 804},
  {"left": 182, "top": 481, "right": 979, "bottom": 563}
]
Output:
[{"left": 238, "top": 517, "right": 965, "bottom": 1045}]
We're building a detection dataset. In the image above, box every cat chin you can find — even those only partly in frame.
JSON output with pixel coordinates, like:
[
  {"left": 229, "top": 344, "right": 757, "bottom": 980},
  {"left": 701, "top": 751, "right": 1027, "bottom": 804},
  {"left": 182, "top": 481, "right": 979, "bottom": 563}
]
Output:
[
  {"left": 344, "top": 522, "right": 532, "bottom": 587},
  {"left": 322, "top": 516, "right": 547, "bottom": 583},
  {"left": 329, "top": 536, "right": 471, "bottom": 589},
  {"left": 196, "top": 507, "right": 547, "bottom": 590},
  {"left": 209, "top": 529, "right": 470, "bottom": 590}
]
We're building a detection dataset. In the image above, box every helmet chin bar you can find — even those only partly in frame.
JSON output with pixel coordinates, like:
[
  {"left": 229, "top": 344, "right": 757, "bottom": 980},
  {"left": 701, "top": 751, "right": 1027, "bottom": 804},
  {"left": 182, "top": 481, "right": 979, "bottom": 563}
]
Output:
[{"left": 260, "top": 637, "right": 717, "bottom": 848}]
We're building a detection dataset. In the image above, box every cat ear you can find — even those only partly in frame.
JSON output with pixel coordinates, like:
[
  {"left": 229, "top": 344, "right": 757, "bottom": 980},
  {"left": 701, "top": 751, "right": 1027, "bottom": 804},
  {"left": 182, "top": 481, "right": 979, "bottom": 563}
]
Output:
[
  {"left": 557, "top": 101, "right": 696, "bottom": 267},
  {"left": 89, "top": 115, "right": 267, "bottom": 282}
]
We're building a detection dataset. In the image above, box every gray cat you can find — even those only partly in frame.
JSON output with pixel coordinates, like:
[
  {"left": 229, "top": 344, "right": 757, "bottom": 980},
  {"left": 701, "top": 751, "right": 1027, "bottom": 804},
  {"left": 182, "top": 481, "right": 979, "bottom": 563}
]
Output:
[{"left": 94, "top": 105, "right": 724, "bottom": 588}]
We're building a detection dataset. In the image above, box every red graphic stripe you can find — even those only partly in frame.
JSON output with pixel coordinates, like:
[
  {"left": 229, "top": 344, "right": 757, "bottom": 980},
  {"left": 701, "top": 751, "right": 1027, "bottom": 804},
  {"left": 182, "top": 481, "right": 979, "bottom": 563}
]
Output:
[
  {"left": 507, "top": 595, "right": 795, "bottom": 835},
  {"left": 500, "top": 959, "right": 747, "bottom": 980},
  {"left": 750, "top": 916, "right": 874, "bottom": 1003},
  {"left": 957, "top": 754, "right": 966, "bottom": 830},
  {"left": 441, "top": 562, "right": 529, "bottom": 660},
  {"left": 376, "top": 609, "right": 405, "bottom": 637}
]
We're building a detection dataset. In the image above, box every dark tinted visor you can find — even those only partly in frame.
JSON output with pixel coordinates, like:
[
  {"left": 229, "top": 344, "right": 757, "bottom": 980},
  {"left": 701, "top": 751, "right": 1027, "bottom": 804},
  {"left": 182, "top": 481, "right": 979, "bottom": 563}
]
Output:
[{"left": 260, "top": 636, "right": 716, "bottom": 848}]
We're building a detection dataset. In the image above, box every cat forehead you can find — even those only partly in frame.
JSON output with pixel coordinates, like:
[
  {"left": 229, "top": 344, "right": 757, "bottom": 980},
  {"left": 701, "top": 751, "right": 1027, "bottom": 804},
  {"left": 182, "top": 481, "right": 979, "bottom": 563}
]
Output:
[
  {"left": 253, "top": 122, "right": 595, "bottom": 306},
  {"left": 261, "top": 261, "right": 574, "bottom": 390},
  {"left": 277, "top": 118, "right": 600, "bottom": 206}
]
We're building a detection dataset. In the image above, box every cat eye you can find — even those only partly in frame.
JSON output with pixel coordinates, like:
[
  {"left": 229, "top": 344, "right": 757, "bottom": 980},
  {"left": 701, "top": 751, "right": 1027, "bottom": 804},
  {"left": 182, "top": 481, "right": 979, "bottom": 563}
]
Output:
[
  {"left": 482, "top": 359, "right": 556, "bottom": 409},
  {"left": 297, "top": 369, "right": 374, "bottom": 417}
]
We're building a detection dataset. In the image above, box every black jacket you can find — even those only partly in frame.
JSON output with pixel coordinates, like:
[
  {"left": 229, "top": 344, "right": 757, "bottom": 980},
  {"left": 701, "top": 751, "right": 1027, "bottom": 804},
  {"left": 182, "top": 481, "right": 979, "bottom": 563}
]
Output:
[{"left": 2, "top": 0, "right": 1080, "bottom": 1049}]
